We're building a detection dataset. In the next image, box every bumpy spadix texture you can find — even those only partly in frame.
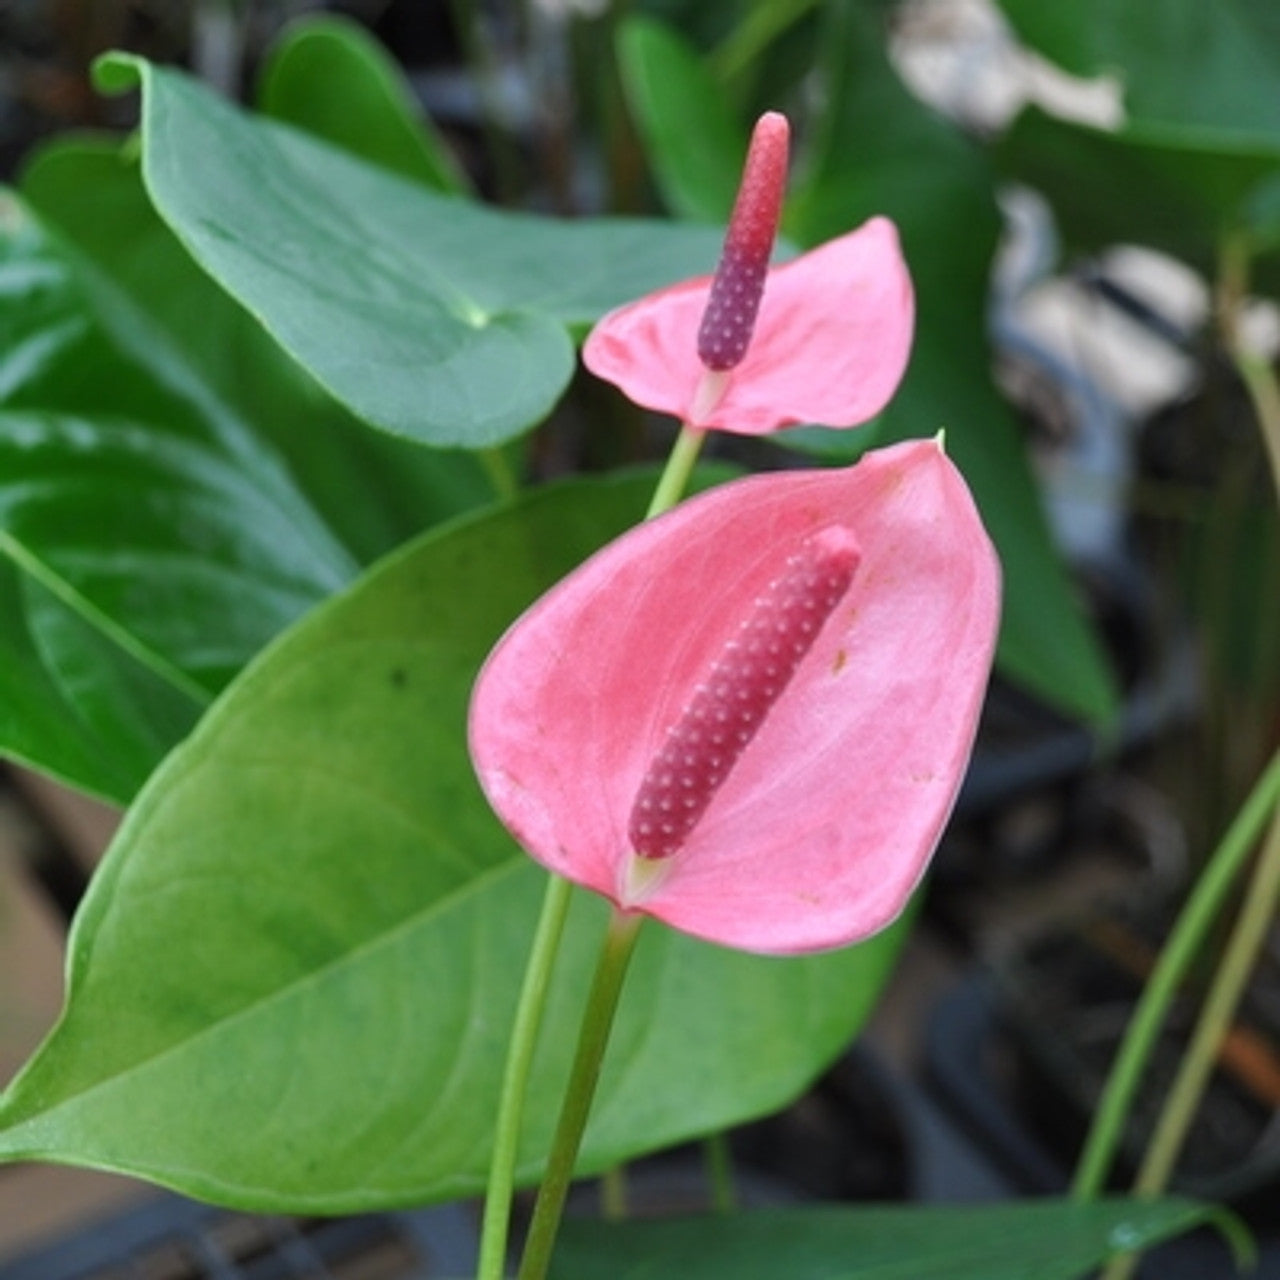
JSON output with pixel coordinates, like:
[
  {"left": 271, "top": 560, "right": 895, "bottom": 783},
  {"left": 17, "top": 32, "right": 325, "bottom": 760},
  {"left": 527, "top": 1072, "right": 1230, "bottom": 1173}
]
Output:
[
  {"left": 696, "top": 112, "right": 789, "bottom": 371},
  {"left": 630, "top": 525, "right": 858, "bottom": 859},
  {"left": 469, "top": 440, "right": 1001, "bottom": 955}
]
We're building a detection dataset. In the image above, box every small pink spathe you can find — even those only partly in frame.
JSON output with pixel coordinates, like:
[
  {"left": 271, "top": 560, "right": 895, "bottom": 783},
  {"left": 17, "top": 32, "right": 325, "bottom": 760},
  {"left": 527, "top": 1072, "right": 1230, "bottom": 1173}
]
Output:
[
  {"left": 468, "top": 439, "right": 1000, "bottom": 956},
  {"left": 582, "top": 217, "right": 915, "bottom": 436}
]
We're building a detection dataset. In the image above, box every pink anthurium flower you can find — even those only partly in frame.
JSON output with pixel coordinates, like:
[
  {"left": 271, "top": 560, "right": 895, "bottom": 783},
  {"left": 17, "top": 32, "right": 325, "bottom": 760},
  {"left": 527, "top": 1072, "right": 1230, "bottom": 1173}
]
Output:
[
  {"left": 468, "top": 438, "right": 1000, "bottom": 955},
  {"left": 583, "top": 113, "right": 915, "bottom": 435}
]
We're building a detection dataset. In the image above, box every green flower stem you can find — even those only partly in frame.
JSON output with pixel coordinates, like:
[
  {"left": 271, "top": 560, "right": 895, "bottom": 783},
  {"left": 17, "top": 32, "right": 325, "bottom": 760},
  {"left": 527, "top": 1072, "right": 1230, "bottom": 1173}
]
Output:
[
  {"left": 710, "top": 0, "right": 820, "bottom": 86},
  {"left": 517, "top": 908, "right": 646, "bottom": 1280},
  {"left": 481, "top": 445, "right": 521, "bottom": 502},
  {"left": 1073, "top": 746, "right": 1280, "bottom": 1200},
  {"left": 1217, "top": 233, "right": 1280, "bottom": 505},
  {"left": 703, "top": 1130, "right": 738, "bottom": 1213},
  {"left": 475, "top": 421, "right": 705, "bottom": 1276},
  {"left": 1102, "top": 790, "right": 1280, "bottom": 1280},
  {"left": 600, "top": 1164, "right": 628, "bottom": 1220},
  {"left": 646, "top": 425, "right": 707, "bottom": 519},
  {"left": 1138, "top": 801, "right": 1280, "bottom": 1188},
  {"left": 1232, "top": 346, "right": 1280, "bottom": 506},
  {"left": 476, "top": 874, "right": 575, "bottom": 1280}
]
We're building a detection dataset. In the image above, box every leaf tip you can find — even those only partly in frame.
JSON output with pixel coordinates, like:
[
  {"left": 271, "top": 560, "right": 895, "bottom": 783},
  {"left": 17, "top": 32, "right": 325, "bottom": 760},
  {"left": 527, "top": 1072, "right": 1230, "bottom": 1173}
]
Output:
[{"left": 91, "top": 52, "right": 145, "bottom": 96}]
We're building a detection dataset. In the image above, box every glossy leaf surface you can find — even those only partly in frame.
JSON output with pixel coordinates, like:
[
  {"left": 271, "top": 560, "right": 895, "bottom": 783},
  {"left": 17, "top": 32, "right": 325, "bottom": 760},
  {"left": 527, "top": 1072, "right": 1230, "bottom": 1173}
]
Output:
[
  {"left": 21, "top": 138, "right": 496, "bottom": 567},
  {"left": 554, "top": 1198, "right": 1228, "bottom": 1279},
  {"left": 94, "top": 54, "right": 727, "bottom": 448},
  {"left": 0, "top": 474, "right": 908, "bottom": 1210}
]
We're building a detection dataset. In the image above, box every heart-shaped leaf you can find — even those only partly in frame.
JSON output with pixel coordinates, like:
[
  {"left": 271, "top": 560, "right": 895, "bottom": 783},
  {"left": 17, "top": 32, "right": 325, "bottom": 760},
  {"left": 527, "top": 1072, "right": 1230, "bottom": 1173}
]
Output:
[
  {"left": 0, "top": 472, "right": 907, "bottom": 1210},
  {"left": 93, "top": 54, "right": 726, "bottom": 448}
]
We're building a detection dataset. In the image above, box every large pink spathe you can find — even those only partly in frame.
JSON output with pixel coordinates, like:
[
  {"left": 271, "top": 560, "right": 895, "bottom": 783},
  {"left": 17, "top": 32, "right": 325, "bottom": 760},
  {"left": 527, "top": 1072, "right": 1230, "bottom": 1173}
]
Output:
[
  {"left": 468, "top": 439, "right": 1000, "bottom": 955},
  {"left": 582, "top": 217, "right": 915, "bottom": 436}
]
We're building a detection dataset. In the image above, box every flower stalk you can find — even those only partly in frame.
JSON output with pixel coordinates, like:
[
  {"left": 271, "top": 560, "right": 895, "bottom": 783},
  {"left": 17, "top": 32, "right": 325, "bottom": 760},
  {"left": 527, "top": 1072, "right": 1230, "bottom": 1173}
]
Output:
[{"left": 516, "top": 909, "right": 645, "bottom": 1280}]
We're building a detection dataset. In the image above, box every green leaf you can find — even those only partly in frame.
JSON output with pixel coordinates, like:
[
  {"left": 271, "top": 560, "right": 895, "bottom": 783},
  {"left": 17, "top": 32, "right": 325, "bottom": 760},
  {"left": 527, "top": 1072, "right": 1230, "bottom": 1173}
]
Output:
[
  {"left": 0, "top": 473, "right": 907, "bottom": 1211},
  {"left": 787, "top": 2, "right": 1117, "bottom": 725},
  {"left": 553, "top": 1198, "right": 1228, "bottom": 1279},
  {"left": 0, "top": 556, "right": 183, "bottom": 800},
  {"left": 0, "top": 191, "right": 357, "bottom": 798},
  {"left": 617, "top": 17, "right": 747, "bottom": 222},
  {"left": 996, "top": 108, "right": 1280, "bottom": 278},
  {"left": 93, "top": 54, "right": 726, "bottom": 448},
  {"left": 257, "top": 14, "right": 471, "bottom": 193},
  {"left": 0, "top": 193, "right": 355, "bottom": 694},
  {"left": 995, "top": 0, "right": 1280, "bottom": 145},
  {"left": 21, "top": 138, "right": 498, "bottom": 565}
]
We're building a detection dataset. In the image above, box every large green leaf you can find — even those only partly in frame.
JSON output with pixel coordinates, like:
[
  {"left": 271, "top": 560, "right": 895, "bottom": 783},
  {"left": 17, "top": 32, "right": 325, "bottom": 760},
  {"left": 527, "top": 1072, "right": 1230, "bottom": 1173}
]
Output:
[
  {"left": 257, "top": 14, "right": 471, "bottom": 193},
  {"left": 786, "top": 1, "right": 1117, "bottom": 725},
  {"left": 0, "top": 472, "right": 907, "bottom": 1210},
  {"left": 996, "top": 108, "right": 1280, "bottom": 280},
  {"left": 92, "top": 54, "right": 726, "bottom": 449},
  {"left": 21, "top": 138, "right": 497, "bottom": 567},
  {"left": 0, "top": 556, "right": 190, "bottom": 799},
  {"left": 0, "top": 192, "right": 360, "bottom": 798},
  {"left": 554, "top": 1199, "right": 1231, "bottom": 1279},
  {"left": 617, "top": 16, "right": 747, "bottom": 223},
  {"left": 995, "top": 0, "right": 1280, "bottom": 144}
]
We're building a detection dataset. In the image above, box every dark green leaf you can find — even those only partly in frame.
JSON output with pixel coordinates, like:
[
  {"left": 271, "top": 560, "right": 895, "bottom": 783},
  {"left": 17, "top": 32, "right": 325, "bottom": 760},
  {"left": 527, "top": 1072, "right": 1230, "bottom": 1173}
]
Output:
[
  {"left": 257, "top": 14, "right": 471, "bottom": 193},
  {"left": 787, "top": 1, "right": 1117, "bottom": 725},
  {"left": 996, "top": 0, "right": 1280, "bottom": 144},
  {"left": 0, "top": 473, "right": 906, "bottom": 1210},
  {"left": 617, "top": 16, "right": 746, "bottom": 222},
  {"left": 554, "top": 1198, "right": 1228, "bottom": 1279},
  {"left": 0, "top": 556, "right": 178, "bottom": 800},
  {"left": 94, "top": 54, "right": 726, "bottom": 448},
  {"left": 21, "top": 138, "right": 498, "bottom": 564},
  {"left": 996, "top": 108, "right": 1280, "bottom": 278}
]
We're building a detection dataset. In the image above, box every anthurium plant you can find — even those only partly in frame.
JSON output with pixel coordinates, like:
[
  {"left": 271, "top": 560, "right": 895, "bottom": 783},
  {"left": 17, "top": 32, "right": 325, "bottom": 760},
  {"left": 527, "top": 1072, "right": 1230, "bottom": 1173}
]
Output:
[{"left": 0, "top": 7, "right": 1242, "bottom": 1278}]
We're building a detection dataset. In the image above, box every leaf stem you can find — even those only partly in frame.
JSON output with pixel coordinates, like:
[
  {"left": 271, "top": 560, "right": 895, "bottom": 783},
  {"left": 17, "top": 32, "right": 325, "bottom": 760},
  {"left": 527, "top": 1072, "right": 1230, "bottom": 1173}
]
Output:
[
  {"left": 646, "top": 424, "right": 706, "bottom": 519},
  {"left": 1217, "top": 232, "right": 1280, "bottom": 506},
  {"left": 1101, "top": 784, "right": 1280, "bottom": 1280},
  {"left": 476, "top": 422, "right": 703, "bottom": 1276},
  {"left": 1072, "top": 746, "right": 1280, "bottom": 1200},
  {"left": 476, "top": 874, "right": 575, "bottom": 1280},
  {"left": 480, "top": 445, "right": 521, "bottom": 502},
  {"left": 516, "top": 908, "right": 645, "bottom": 1280},
  {"left": 1139, "top": 802, "right": 1280, "bottom": 1187},
  {"left": 703, "top": 1130, "right": 738, "bottom": 1213}
]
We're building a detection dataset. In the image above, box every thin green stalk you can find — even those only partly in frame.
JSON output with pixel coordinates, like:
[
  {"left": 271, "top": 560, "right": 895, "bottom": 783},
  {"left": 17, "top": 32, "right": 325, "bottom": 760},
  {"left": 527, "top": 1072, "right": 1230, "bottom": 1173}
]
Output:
[
  {"left": 1072, "top": 746, "right": 1280, "bottom": 1199},
  {"left": 476, "top": 875, "right": 575, "bottom": 1280},
  {"left": 703, "top": 1130, "right": 738, "bottom": 1213},
  {"left": 709, "top": 0, "right": 820, "bottom": 87},
  {"left": 517, "top": 909, "right": 645, "bottom": 1280},
  {"left": 646, "top": 425, "right": 706, "bottom": 519},
  {"left": 480, "top": 445, "right": 521, "bottom": 502},
  {"left": 1140, "top": 804, "right": 1280, "bottom": 1190},
  {"left": 1102, "top": 796, "right": 1280, "bottom": 1280},
  {"left": 599, "top": 1164, "right": 628, "bottom": 1220},
  {"left": 1233, "top": 349, "right": 1280, "bottom": 507},
  {"left": 1217, "top": 233, "right": 1280, "bottom": 505},
  {"left": 476, "top": 419, "right": 704, "bottom": 1275}
]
